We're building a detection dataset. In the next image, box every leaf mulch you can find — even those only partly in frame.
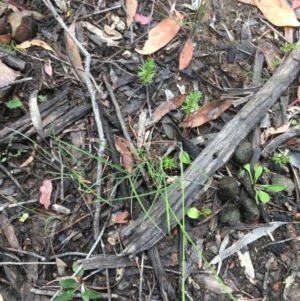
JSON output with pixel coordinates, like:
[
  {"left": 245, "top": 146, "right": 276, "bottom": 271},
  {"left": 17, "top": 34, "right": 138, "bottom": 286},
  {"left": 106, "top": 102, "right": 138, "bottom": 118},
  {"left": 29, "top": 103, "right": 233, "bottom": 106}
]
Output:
[{"left": 0, "top": 0, "right": 300, "bottom": 300}]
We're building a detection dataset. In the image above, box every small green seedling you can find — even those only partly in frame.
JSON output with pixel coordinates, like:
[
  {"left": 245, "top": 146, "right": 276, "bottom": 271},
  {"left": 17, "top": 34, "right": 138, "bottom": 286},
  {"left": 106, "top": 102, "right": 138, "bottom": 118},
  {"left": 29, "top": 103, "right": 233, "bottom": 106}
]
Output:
[
  {"left": 272, "top": 58, "right": 281, "bottom": 68},
  {"left": 138, "top": 58, "right": 156, "bottom": 85},
  {"left": 6, "top": 97, "right": 22, "bottom": 109},
  {"left": 54, "top": 263, "right": 101, "bottom": 301},
  {"left": 272, "top": 151, "right": 290, "bottom": 167},
  {"left": 179, "top": 150, "right": 192, "bottom": 165},
  {"left": 181, "top": 90, "right": 202, "bottom": 114},
  {"left": 19, "top": 213, "right": 29, "bottom": 222},
  {"left": 163, "top": 156, "right": 176, "bottom": 170},
  {"left": 187, "top": 207, "right": 212, "bottom": 219},
  {"left": 280, "top": 42, "right": 297, "bottom": 53},
  {"left": 243, "top": 163, "right": 284, "bottom": 204},
  {"left": 38, "top": 94, "right": 48, "bottom": 103}
]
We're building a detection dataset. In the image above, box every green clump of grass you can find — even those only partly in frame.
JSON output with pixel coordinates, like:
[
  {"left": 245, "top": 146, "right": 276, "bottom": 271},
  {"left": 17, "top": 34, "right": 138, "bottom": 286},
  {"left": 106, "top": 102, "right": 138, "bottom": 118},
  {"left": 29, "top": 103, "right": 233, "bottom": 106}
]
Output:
[
  {"left": 182, "top": 90, "right": 202, "bottom": 114},
  {"left": 280, "top": 42, "right": 297, "bottom": 53},
  {"left": 138, "top": 58, "right": 156, "bottom": 85}
]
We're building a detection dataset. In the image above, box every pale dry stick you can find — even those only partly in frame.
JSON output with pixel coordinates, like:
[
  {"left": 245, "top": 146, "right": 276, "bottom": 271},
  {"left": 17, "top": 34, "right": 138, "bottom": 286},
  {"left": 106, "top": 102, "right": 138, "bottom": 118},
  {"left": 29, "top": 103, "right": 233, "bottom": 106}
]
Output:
[
  {"left": 42, "top": 0, "right": 106, "bottom": 240},
  {"left": 0, "top": 198, "right": 37, "bottom": 211}
]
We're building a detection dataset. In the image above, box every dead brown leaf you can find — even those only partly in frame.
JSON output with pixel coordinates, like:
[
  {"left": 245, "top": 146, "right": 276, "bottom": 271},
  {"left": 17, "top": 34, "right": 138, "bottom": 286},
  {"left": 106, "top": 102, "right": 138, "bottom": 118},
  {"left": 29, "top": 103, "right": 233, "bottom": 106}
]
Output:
[
  {"left": 179, "top": 37, "right": 193, "bottom": 70},
  {"left": 292, "top": 0, "right": 300, "bottom": 9},
  {"left": 65, "top": 20, "right": 85, "bottom": 81},
  {"left": 39, "top": 179, "right": 53, "bottom": 210},
  {"left": 135, "top": 13, "right": 183, "bottom": 55},
  {"left": 16, "top": 39, "right": 56, "bottom": 54},
  {"left": 0, "top": 213, "right": 22, "bottom": 253},
  {"left": 0, "top": 61, "right": 21, "bottom": 88},
  {"left": 126, "top": 0, "right": 138, "bottom": 27},
  {"left": 254, "top": 0, "right": 300, "bottom": 27},
  {"left": 182, "top": 99, "right": 233, "bottom": 128},
  {"left": 260, "top": 122, "right": 291, "bottom": 144},
  {"left": 146, "top": 94, "right": 186, "bottom": 127},
  {"left": 115, "top": 136, "right": 134, "bottom": 173}
]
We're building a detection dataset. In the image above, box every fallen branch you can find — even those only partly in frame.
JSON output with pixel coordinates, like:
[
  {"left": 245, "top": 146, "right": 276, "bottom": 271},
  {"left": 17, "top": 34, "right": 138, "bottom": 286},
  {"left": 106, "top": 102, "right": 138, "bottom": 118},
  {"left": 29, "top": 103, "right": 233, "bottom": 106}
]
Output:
[{"left": 120, "top": 41, "right": 300, "bottom": 257}]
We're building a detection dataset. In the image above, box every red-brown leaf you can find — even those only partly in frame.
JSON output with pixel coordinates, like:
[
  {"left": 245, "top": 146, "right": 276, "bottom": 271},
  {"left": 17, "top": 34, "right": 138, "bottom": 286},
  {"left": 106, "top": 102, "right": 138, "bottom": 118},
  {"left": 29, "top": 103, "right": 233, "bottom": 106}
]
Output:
[
  {"left": 126, "top": 0, "right": 138, "bottom": 27},
  {"left": 182, "top": 99, "right": 233, "bottom": 128},
  {"left": 0, "top": 213, "right": 22, "bottom": 253},
  {"left": 179, "top": 38, "right": 193, "bottom": 70},
  {"left": 135, "top": 16, "right": 182, "bottom": 55},
  {"left": 115, "top": 136, "right": 133, "bottom": 173},
  {"left": 147, "top": 94, "right": 187, "bottom": 127},
  {"left": 39, "top": 179, "right": 52, "bottom": 209}
]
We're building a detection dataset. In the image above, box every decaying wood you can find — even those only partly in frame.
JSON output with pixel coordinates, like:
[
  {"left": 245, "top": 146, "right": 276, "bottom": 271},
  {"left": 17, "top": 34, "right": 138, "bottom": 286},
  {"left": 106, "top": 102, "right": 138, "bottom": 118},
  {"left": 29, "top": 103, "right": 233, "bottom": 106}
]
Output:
[
  {"left": 148, "top": 245, "right": 178, "bottom": 301},
  {"left": 0, "top": 89, "right": 92, "bottom": 144},
  {"left": 120, "top": 41, "right": 300, "bottom": 257}
]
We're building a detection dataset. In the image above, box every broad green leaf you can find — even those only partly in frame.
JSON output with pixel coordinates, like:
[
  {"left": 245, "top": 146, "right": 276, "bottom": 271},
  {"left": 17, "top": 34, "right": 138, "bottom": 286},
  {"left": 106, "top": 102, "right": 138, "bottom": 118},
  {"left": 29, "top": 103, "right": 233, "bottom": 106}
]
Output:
[
  {"left": 243, "top": 163, "right": 253, "bottom": 183},
  {"left": 257, "top": 190, "right": 270, "bottom": 203},
  {"left": 254, "top": 164, "right": 263, "bottom": 183},
  {"left": 259, "top": 184, "right": 285, "bottom": 192},
  {"left": 202, "top": 208, "right": 212, "bottom": 216},
  {"left": 59, "top": 278, "right": 77, "bottom": 289},
  {"left": 6, "top": 98, "right": 22, "bottom": 109},
  {"left": 180, "top": 151, "right": 191, "bottom": 165},
  {"left": 53, "top": 290, "right": 76, "bottom": 301},
  {"left": 187, "top": 207, "right": 200, "bottom": 219},
  {"left": 83, "top": 287, "right": 102, "bottom": 300},
  {"left": 72, "top": 262, "right": 84, "bottom": 277}
]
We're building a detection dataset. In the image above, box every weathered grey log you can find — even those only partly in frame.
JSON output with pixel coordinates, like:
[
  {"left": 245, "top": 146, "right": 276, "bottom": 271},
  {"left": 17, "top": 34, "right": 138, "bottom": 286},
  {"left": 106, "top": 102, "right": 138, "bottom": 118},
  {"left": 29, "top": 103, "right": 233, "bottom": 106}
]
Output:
[
  {"left": 120, "top": 41, "right": 300, "bottom": 257},
  {"left": 0, "top": 89, "right": 92, "bottom": 144}
]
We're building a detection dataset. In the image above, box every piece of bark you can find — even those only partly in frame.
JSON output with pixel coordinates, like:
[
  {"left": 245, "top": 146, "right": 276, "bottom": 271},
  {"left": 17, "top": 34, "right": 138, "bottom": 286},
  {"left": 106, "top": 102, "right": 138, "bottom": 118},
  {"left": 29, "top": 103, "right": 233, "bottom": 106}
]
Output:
[
  {"left": 120, "top": 41, "right": 300, "bottom": 257},
  {"left": 148, "top": 245, "right": 178, "bottom": 301},
  {"left": 78, "top": 254, "right": 135, "bottom": 270},
  {"left": 0, "top": 88, "right": 92, "bottom": 144}
]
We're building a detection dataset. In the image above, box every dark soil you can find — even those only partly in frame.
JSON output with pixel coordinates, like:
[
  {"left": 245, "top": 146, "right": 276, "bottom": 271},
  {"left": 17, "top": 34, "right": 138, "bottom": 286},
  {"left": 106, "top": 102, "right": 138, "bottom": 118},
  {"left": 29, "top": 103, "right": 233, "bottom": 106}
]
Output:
[{"left": 0, "top": 0, "right": 300, "bottom": 301}]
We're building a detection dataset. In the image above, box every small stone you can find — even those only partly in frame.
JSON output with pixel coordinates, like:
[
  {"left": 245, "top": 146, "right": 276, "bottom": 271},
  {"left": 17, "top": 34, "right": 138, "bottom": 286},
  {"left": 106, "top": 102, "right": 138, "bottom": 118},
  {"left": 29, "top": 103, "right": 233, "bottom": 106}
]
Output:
[
  {"left": 218, "top": 177, "right": 240, "bottom": 201},
  {"left": 271, "top": 174, "right": 295, "bottom": 196},
  {"left": 233, "top": 141, "right": 254, "bottom": 165},
  {"left": 219, "top": 205, "right": 241, "bottom": 225},
  {"left": 122, "top": 50, "right": 132, "bottom": 59},
  {"left": 240, "top": 198, "right": 260, "bottom": 222}
]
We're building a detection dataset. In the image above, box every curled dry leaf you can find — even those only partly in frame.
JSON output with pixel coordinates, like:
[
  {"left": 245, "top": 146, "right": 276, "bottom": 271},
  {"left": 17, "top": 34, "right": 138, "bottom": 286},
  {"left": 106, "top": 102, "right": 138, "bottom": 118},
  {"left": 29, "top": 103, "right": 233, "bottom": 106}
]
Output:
[
  {"left": 115, "top": 136, "right": 133, "bottom": 173},
  {"left": 126, "top": 0, "right": 138, "bottom": 27},
  {"left": 29, "top": 90, "right": 44, "bottom": 139},
  {"left": 109, "top": 211, "right": 129, "bottom": 226},
  {"left": 16, "top": 39, "right": 56, "bottom": 54},
  {"left": 260, "top": 122, "right": 291, "bottom": 144},
  {"left": 8, "top": 11, "right": 38, "bottom": 42},
  {"left": 179, "top": 37, "right": 193, "bottom": 70},
  {"left": 0, "top": 213, "right": 22, "bottom": 253},
  {"left": 135, "top": 13, "right": 183, "bottom": 55},
  {"left": 39, "top": 179, "right": 53, "bottom": 209},
  {"left": 146, "top": 94, "right": 187, "bottom": 127},
  {"left": 182, "top": 99, "right": 233, "bottom": 128},
  {"left": 0, "top": 60, "right": 21, "bottom": 88},
  {"left": 0, "top": 33, "right": 12, "bottom": 45},
  {"left": 44, "top": 59, "right": 52, "bottom": 77},
  {"left": 65, "top": 20, "right": 85, "bottom": 81},
  {"left": 81, "top": 21, "right": 121, "bottom": 46}
]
